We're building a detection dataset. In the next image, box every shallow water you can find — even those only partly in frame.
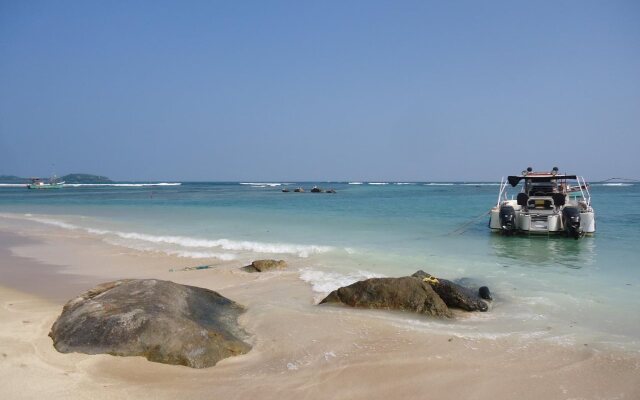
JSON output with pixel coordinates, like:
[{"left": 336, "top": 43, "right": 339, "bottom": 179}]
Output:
[{"left": 1, "top": 181, "right": 639, "bottom": 350}]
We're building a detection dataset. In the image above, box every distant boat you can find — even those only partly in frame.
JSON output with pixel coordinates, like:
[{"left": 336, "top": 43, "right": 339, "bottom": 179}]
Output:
[{"left": 27, "top": 176, "right": 65, "bottom": 189}]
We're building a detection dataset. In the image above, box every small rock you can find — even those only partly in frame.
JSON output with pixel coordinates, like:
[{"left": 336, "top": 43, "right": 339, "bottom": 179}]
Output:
[
  {"left": 479, "top": 286, "right": 492, "bottom": 301},
  {"left": 243, "top": 259, "right": 288, "bottom": 273},
  {"left": 422, "top": 275, "right": 488, "bottom": 312}
]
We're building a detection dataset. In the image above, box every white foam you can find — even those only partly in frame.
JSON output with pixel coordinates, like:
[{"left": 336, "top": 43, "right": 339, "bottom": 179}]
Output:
[
  {"left": 600, "top": 183, "right": 633, "bottom": 187},
  {"left": 109, "top": 231, "right": 333, "bottom": 257},
  {"left": 239, "top": 182, "right": 282, "bottom": 187},
  {"left": 425, "top": 183, "right": 454, "bottom": 186},
  {"left": 15, "top": 214, "right": 333, "bottom": 258},
  {"left": 165, "top": 250, "right": 237, "bottom": 261},
  {"left": 24, "top": 216, "right": 81, "bottom": 230},
  {"left": 63, "top": 183, "right": 181, "bottom": 187},
  {"left": 394, "top": 182, "right": 415, "bottom": 185},
  {"left": 368, "top": 182, "right": 388, "bottom": 185},
  {"left": 299, "top": 268, "right": 385, "bottom": 295},
  {"left": 348, "top": 182, "right": 363, "bottom": 185},
  {"left": 0, "top": 183, "right": 27, "bottom": 187}
]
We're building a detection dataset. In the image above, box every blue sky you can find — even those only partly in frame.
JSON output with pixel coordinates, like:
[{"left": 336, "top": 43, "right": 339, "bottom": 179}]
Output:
[{"left": 1, "top": 0, "right": 639, "bottom": 181}]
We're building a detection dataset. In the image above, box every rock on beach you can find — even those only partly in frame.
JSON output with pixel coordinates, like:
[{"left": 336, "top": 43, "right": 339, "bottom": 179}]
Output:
[
  {"left": 243, "top": 259, "right": 288, "bottom": 272},
  {"left": 49, "top": 279, "right": 251, "bottom": 368},
  {"left": 319, "top": 276, "right": 452, "bottom": 318}
]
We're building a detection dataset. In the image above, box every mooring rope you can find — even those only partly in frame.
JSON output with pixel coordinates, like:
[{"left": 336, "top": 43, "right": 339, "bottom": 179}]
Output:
[{"left": 446, "top": 210, "right": 491, "bottom": 236}]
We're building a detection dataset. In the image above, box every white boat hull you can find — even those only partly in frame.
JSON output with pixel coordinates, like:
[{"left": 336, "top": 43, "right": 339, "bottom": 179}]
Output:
[{"left": 489, "top": 200, "right": 595, "bottom": 235}]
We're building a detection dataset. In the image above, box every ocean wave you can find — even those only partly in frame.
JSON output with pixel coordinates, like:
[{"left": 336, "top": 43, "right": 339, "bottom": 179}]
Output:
[
  {"left": 394, "top": 182, "right": 415, "bottom": 185},
  {"left": 17, "top": 215, "right": 333, "bottom": 258},
  {"left": 0, "top": 183, "right": 27, "bottom": 187},
  {"left": 168, "top": 250, "right": 237, "bottom": 260},
  {"left": 239, "top": 182, "right": 282, "bottom": 187},
  {"left": 424, "top": 183, "right": 454, "bottom": 186},
  {"left": 368, "top": 182, "right": 388, "bottom": 185},
  {"left": 24, "top": 216, "right": 80, "bottom": 230},
  {"left": 63, "top": 183, "right": 181, "bottom": 187},
  {"left": 461, "top": 183, "right": 500, "bottom": 186},
  {"left": 299, "top": 268, "right": 385, "bottom": 295},
  {"left": 348, "top": 182, "right": 363, "bottom": 185},
  {"left": 100, "top": 237, "right": 238, "bottom": 261},
  {"left": 599, "top": 183, "right": 633, "bottom": 187}
]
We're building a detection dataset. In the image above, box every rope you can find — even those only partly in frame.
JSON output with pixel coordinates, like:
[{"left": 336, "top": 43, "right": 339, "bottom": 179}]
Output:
[{"left": 446, "top": 210, "right": 491, "bottom": 236}]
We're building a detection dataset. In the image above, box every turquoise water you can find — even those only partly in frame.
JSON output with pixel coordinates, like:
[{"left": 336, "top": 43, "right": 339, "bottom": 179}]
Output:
[{"left": 1, "top": 181, "right": 639, "bottom": 349}]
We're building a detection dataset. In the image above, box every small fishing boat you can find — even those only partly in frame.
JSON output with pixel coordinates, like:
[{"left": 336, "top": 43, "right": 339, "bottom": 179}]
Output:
[
  {"left": 489, "top": 167, "right": 595, "bottom": 237},
  {"left": 27, "top": 176, "right": 65, "bottom": 189}
]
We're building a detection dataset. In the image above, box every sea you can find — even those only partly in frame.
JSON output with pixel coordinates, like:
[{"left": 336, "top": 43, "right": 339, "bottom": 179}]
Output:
[{"left": 1, "top": 181, "right": 639, "bottom": 351}]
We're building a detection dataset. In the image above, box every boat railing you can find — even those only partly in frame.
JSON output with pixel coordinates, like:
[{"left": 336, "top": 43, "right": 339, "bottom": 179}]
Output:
[
  {"left": 496, "top": 177, "right": 508, "bottom": 206},
  {"left": 576, "top": 176, "right": 592, "bottom": 208}
]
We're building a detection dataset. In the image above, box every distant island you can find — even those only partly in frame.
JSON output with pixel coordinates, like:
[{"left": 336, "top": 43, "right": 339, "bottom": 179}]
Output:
[{"left": 0, "top": 173, "right": 113, "bottom": 184}]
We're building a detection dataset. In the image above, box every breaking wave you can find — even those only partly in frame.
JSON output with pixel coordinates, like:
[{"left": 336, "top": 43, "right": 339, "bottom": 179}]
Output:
[
  {"left": 11, "top": 214, "right": 334, "bottom": 259},
  {"left": 299, "top": 268, "right": 385, "bottom": 296},
  {"left": 239, "top": 182, "right": 282, "bottom": 187},
  {"left": 63, "top": 182, "right": 181, "bottom": 187}
]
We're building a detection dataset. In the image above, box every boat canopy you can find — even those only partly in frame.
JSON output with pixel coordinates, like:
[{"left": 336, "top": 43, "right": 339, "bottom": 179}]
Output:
[{"left": 507, "top": 174, "right": 578, "bottom": 187}]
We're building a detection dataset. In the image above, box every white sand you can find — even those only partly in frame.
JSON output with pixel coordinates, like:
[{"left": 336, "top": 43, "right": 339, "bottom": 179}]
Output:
[{"left": 1, "top": 219, "right": 638, "bottom": 400}]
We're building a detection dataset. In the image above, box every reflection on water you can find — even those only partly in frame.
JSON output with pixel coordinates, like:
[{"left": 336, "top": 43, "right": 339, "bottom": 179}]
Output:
[{"left": 489, "top": 234, "right": 596, "bottom": 270}]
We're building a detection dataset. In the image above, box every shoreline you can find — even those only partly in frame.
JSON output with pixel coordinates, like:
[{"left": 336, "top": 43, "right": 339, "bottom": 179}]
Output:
[{"left": 1, "top": 223, "right": 639, "bottom": 399}]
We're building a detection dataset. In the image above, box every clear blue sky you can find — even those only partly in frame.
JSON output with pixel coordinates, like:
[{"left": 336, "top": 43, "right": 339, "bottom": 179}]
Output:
[{"left": 1, "top": 0, "right": 639, "bottom": 181}]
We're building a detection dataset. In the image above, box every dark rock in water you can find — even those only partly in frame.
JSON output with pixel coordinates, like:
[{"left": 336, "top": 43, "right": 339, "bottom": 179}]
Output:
[
  {"left": 413, "top": 271, "right": 491, "bottom": 310},
  {"left": 319, "top": 277, "right": 452, "bottom": 318},
  {"left": 478, "top": 286, "right": 492, "bottom": 301},
  {"left": 243, "top": 259, "right": 287, "bottom": 272},
  {"left": 49, "top": 279, "right": 251, "bottom": 368},
  {"left": 294, "top": 187, "right": 304, "bottom": 193},
  {"left": 422, "top": 276, "right": 488, "bottom": 312},
  {"left": 326, "top": 189, "right": 336, "bottom": 193},
  {"left": 282, "top": 188, "right": 290, "bottom": 192},
  {"left": 310, "top": 186, "right": 323, "bottom": 193}
]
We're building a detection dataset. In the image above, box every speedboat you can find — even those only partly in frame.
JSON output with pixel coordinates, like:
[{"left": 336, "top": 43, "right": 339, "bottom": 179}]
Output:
[{"left": 489, "top": 167, "right": 595, "bottom": 237}]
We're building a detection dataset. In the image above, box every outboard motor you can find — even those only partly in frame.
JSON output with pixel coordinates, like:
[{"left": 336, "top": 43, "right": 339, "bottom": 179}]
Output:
[
  {"left": 499, "top": 205, "right": 516, "bottom": 235},
  {"left": 562, "top": 207, "right": 582, "bottom": 239}
]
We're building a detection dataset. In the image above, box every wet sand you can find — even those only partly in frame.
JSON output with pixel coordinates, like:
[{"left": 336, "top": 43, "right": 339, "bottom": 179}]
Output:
[{"left": 1, "top": 220, "right": 639, "bottom": 400}]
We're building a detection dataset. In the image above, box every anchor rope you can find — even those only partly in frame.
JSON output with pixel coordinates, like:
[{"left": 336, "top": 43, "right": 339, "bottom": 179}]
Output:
[{"left": 446, "top": 210, "right": 491, "bottom": 236}]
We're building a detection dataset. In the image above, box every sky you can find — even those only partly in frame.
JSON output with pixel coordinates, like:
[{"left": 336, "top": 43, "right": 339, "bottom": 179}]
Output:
[{"left": 1, "top": 0, "right": 639, "bottom": 181}]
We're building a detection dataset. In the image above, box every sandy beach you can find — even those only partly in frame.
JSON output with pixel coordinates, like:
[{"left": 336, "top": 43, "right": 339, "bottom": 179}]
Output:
[{"left": 0, "top": 218, "right": 638, "bottom": 400}]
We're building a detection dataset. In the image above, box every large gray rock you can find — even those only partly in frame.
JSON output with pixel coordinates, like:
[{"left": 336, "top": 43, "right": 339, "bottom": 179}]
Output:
[
  {"left": 49, "top": 279, "right": 251, "bottom": 368},
  {"left": 412, "top": 271, "right": 488, "bottom": 312},
  {"left": 319, "top": 277, "right": 452, "bottom": 318},
  {"left": 243, "top": 259, "right": 288, "bottom": 272}
]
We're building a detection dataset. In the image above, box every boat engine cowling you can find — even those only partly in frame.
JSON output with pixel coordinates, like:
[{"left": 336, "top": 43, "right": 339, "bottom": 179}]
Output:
[
  {"left": 499, "top": 205, "right": 516, "bottom": 235},
  {"left": 562, "top": 207, "right": 582, "bottom": 238}
]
